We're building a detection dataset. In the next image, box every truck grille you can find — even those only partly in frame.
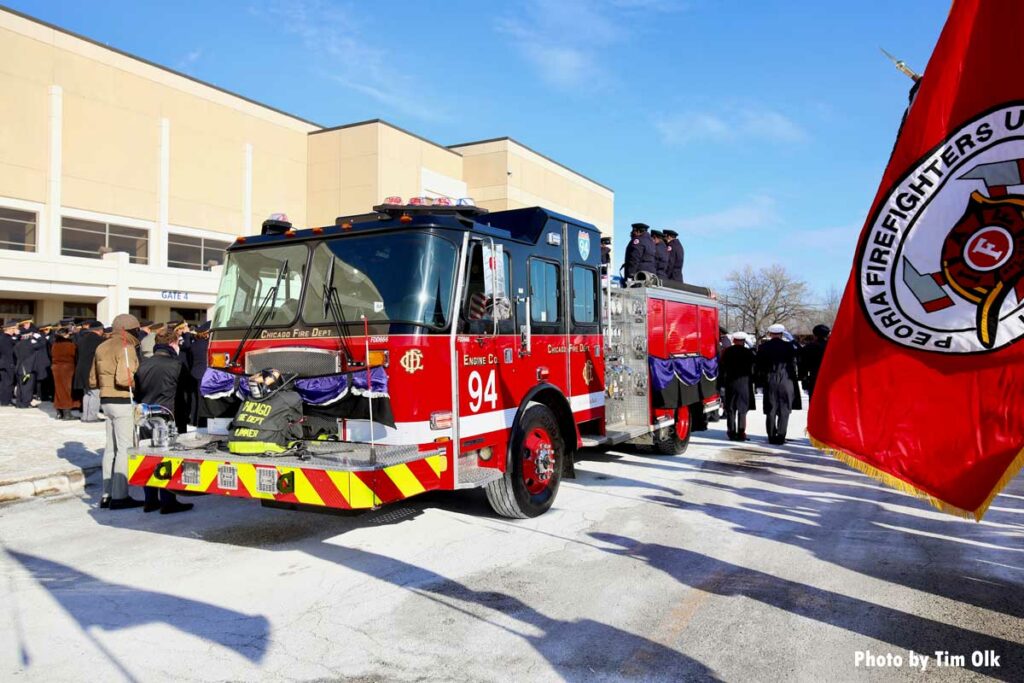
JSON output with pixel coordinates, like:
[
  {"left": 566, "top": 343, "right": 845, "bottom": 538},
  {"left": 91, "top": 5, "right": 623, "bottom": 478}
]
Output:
[{"left": 245, "top": 348, "right": 341, "bottom": 377}]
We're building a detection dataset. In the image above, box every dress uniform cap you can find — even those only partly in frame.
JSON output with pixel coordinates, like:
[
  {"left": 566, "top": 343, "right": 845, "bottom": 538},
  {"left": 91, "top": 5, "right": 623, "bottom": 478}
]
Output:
[
  {"left": 651, "top": 230, "right": 664, "bottom": 239},
  {"left": 731, "top": 331, "right": 747, "bottom": 341},
  {"left": 139, "top": 319, "right": 154, "bottom": 328},
  {"left": 630, "top": 223, "right": 650, "bottom": 232},
  {"left": 195, "top": 320, "right": 212, "bottom": 332},
  {"left": 664, "top": 229, "right": 678, "bottom": 238},
  {"left": 767, "top": 323, "right": 786, "bottom": 334},
  {"left": 600, "top": 236, "right": 612, "bottom": 245}
]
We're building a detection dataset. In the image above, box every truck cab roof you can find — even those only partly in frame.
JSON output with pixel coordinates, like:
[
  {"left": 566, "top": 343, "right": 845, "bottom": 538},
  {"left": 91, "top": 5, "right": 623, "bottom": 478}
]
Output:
[{"left": 230, "top": 205, "right": 600, "bottom": 251}]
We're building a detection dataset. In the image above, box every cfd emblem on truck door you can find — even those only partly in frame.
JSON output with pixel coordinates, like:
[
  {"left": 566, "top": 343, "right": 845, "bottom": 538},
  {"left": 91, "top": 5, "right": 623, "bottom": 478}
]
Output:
[{"left": 400, "top": 349, "right": 424, "bottom": 374}]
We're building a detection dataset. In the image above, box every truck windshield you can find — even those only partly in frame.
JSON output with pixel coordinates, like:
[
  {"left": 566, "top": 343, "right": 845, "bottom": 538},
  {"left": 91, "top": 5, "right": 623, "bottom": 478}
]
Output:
[
  {"left": 303, "top": 233, "right": 458, "bottom": 330},
  {"left": 211, "top": 244, "right": 308, "bottom": 329}
]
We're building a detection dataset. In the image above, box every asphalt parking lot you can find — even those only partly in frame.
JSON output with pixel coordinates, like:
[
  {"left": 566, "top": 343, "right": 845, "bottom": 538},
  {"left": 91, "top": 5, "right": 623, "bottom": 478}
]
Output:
[{"left": 2, "top": 408, "right": 1022, "bottom": 682}]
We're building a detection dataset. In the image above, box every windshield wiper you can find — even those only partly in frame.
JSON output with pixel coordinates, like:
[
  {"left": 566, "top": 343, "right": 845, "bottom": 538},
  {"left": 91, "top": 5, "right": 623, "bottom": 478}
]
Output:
[
  {"left": 322, "top": 256, "right": 353, "bottom": 362},
  {"left": 230, "top": 259, "right": 288, "bottom": 369}
]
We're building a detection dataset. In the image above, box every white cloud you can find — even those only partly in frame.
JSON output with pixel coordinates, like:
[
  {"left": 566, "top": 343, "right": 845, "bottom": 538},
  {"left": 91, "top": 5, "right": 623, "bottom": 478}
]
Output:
[
  {"left": 671, "top": 195, "right": 780, "bottom": 233},
  {"left": 656, "top": 107, "right": 809, "bottom": 146},
  {"left": 176, "top": 48, "right": 203, "bottom": 71},
  {"left": 497, "top": 0, "right": 683, "bottom": 90},
  {"left": 255, "top": 0, "right": 446, "bottom": 120}
]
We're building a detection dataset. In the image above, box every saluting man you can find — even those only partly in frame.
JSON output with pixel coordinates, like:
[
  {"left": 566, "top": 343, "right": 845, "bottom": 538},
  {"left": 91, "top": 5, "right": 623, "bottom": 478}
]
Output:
[
  {"left": 623, "top": 222, "right": 657, "bottom": 282},
  {"left": 664, "top": 229, "right": 684, "bottom": 282}
]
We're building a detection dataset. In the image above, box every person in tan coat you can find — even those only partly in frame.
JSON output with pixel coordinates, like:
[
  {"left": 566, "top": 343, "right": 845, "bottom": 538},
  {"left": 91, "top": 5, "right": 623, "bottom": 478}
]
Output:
[{"left": 90, "top": 313, "right": 143, "bottom": 510}]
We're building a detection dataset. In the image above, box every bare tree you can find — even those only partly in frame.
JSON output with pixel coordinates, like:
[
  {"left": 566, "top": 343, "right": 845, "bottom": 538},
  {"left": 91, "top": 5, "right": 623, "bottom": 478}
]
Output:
[
  {"left": 722, "top": 264, "right": 811, "bottom": 338},
  {"left": 819, "top": 285, "right": 842, "bottom": 328}
]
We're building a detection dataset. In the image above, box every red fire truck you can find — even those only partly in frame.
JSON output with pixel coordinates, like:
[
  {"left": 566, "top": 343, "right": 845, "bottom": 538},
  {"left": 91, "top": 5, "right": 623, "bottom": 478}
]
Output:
[{"left": 127, "top": 200, "right": 721, "bottom": 518}]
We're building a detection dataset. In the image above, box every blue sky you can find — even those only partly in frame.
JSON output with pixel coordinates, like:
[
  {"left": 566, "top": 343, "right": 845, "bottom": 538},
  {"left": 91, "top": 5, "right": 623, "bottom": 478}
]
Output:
[{"left": 11, "top": 0, "right": 948, "bottom": 301}]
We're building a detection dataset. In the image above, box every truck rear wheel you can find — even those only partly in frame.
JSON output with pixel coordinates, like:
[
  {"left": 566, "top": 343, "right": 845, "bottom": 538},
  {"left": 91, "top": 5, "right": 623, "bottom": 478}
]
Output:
[
  {"left": 653, "top": 407, "right": 691, "bottom": 455},
  {"left": 486, "top": 404, "right": 564, "bottom": 518}
]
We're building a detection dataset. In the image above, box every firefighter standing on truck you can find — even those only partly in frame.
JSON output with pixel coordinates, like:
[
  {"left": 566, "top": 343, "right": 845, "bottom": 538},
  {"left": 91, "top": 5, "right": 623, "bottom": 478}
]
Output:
[
  {"left": 651, "top": 230, "right": 670, "bottom": 280},
  {"left": 664, "top": 229, "right": 684, "bottom": 282},
  {"left": 623, "top": 222, "right": 656, "bottom": 282}
]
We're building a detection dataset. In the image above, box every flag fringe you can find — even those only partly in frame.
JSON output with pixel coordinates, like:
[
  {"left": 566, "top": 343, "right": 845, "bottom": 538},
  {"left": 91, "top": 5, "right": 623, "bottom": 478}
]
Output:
[{"left": 807, "top": 435, "right": 1024, "bottom": 521}]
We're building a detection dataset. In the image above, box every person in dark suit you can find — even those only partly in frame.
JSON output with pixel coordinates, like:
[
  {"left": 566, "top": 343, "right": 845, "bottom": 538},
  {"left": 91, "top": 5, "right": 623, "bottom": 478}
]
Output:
[
  {"left": 0, "top": 320, "right": 17, "bottom": 406},
  {"left": 74, "top": 321, "right": 106, "bottom": 422},
  {"left": 651, "top": 230, "right": 670, "bottom": 280},
  {"left": 14, "top": 327, "right": 48, "bottom": 409},
  {"left": 800, "top": 324, "right": 830, "bottom": 398},
  {"left": 623, "top": 222, "right": 657, "bottom": 282},
  {"left": 719, "top": 332, "right": 756, "bottom": 441},
  {"left": 187, "top": 320, "right": 210, "bottom": 427},
  {"left": 664, "top": 229, "right": 684, "bottom": 282},
  {"left": 134, "top": 327, "right": 193, "bottom": 515},
  {"left": 756, "top": 324, "right": 800, "bottom": 445}
]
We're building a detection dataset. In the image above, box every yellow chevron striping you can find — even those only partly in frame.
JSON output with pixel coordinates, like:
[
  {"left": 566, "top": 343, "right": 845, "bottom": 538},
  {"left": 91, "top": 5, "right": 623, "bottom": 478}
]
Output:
[
  {"left": 386, "top": 463, "right": 426, "bottom": 498},
  {"left": 325, "top": 470, "right": 353, "bottom": 508},
  {"left": 349, "top": 471, "right": 379, "bottom": 508},
  {"left": 427, "top": 455, "right": 446, "bottom": 477},
  {"left": 292, "top": 468, "right": 325, "bottom": 506},
  {"left": 236, "top": 464, "right": 271, "bottom": 500}
]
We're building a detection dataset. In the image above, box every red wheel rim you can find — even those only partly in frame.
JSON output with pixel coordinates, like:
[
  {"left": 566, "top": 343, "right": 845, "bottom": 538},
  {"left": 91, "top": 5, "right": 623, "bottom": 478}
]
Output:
[
  {"left": 522, "top": 427, "right": 556, "bottom": 495},
  {"left": 675, "top": 409, "right": 690, "bottom": 440}
]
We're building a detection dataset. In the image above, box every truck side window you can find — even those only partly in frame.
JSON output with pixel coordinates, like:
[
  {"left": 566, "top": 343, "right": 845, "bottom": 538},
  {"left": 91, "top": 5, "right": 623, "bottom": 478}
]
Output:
[
  {"left": 530, "top": 259, "right": 560, "bottom": 324},
  {"left": 572, "top": 266, "right": 598, "bottom": 324},
  {"left": 461, "top": 243, "right": 513, "bottom": 333}
]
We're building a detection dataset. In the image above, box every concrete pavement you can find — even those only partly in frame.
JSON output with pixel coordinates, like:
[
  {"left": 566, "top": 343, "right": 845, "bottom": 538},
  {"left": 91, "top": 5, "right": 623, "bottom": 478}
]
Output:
[
  {"left": 1, "top": 408, "right": 1022, "bottom": 682},
  {"left": 0, "top": 404, "right": 105, "bottom": 502}
]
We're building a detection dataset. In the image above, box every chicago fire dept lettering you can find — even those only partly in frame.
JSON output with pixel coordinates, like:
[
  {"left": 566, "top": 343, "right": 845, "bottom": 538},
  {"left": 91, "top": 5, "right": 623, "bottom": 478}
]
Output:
[{"left": 858, "top": 103, "right": 1024, "bottom": 353}]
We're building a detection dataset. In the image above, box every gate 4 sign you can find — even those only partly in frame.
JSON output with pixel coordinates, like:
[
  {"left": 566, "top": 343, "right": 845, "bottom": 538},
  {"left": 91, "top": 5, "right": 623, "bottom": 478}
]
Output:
[{"left": 858, "top": 103, "right": 1024, "bottom": 353}]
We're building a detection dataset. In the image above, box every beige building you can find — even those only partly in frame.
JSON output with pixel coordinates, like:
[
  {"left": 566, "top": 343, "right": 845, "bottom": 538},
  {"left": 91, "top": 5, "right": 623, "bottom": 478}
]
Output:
[{"left": 0, "top": 7, "right": 613, "bottom": 326}]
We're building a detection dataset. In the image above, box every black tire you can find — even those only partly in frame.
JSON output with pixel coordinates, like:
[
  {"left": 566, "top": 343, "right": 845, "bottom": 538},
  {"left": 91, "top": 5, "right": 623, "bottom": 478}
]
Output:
[
  {"left": 486, "top": 404, "right": 564, "bottom": 518},
  {"left": 653, "top": 407, "right": 692, "bottom": 455}
]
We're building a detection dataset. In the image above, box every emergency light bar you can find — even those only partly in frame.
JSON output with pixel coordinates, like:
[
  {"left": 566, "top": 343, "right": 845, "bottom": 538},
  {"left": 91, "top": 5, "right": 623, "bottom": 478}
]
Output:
[{"left": 379, "top": 196, "right": 475, "bottom": 207}]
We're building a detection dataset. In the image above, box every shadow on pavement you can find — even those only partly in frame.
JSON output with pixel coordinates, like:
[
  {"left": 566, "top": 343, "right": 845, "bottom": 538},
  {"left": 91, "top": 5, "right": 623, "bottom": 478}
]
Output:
[
  {"left": 588, "top": 532, "right": 1022, "bottom": 681},
  {"left": 6, "top": 549, "right": 270, "bottom": 670},
  {"left": 301, "top": 542, "right": 720, "bottom": 682},
  {"left": 644, "top": 449, "right": 1024, "bottom": 624}
]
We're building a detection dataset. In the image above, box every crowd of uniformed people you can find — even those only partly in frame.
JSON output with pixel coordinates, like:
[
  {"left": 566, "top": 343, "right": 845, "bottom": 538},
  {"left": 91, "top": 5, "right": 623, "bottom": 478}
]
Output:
[
  {"left": 718, "top": 323, "right": 830, "bottom": 445},
  {"left": 0, "top": 314, "right": 210, "bottom": 513}
]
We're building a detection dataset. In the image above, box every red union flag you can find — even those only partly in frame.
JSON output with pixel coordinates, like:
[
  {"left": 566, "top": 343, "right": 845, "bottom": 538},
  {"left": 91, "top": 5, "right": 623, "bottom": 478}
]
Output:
[{"left": 808, "top": 0, "right": 1024, "bottom": 519}]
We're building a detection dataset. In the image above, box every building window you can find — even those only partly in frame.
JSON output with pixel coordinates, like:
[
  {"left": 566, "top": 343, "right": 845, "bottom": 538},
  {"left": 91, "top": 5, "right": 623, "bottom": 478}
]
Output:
[
  {"left": 64, "top": 302, "right": 98, "bottom": 320},
  {"left": 61, "top": 217, "right": 149, "bottom": 264},
  {"left": 530, "top": 259, "right": 560, "bottom": 324},
  {"left": 170, "top": 307, "right": 205, "bottom": 324},
  {"left": 168, "top": 233, "right": 231, "bottom": 271},
  {"left": 572, "top": 266, "right": 598, "bottom": 323},
  {"left": 128, "top": 305, "right": 150, "bottom": 322},
  {"left": 0, "top": 207, "right": 37, "bottom": 252},
  {"left": 0, "top": 299, "right": 35, "bottom": 319}
]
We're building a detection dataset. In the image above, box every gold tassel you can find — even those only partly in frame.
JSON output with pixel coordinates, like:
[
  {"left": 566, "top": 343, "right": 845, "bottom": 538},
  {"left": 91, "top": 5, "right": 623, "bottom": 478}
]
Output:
[{"left": 807, "top": 435, "right": 1024, "bottom": 521}]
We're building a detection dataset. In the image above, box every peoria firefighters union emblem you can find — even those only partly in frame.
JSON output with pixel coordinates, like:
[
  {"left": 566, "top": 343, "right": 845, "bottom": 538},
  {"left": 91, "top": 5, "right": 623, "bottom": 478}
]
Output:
[{"left": 858, "top": 103, "right": 1024, "bottom": 353}]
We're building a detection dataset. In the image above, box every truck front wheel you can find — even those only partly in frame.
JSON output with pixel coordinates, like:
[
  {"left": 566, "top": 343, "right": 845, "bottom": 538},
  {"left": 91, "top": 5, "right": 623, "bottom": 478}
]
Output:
[{"left": 486, "top": 404, "right": 564, "bottom": 518}]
